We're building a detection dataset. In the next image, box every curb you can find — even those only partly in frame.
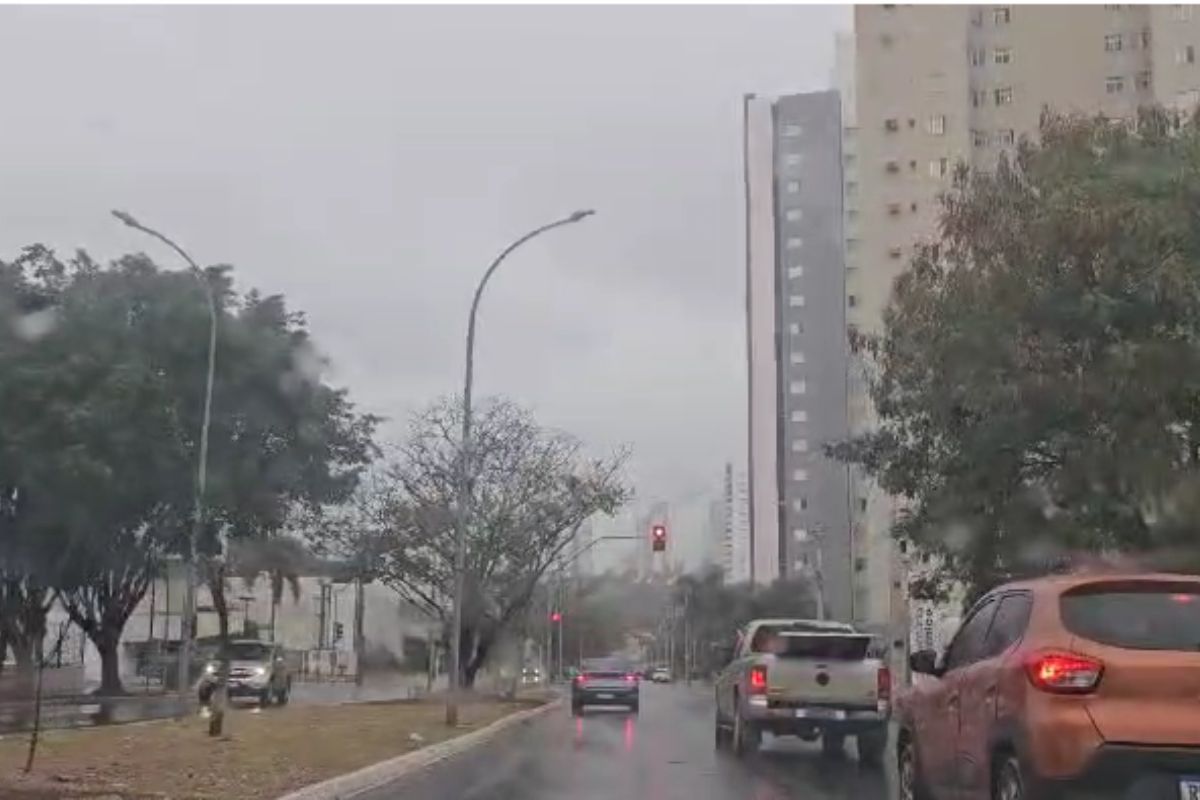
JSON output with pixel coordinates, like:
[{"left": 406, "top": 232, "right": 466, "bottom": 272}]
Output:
[{"left": 275, "top": 698, "right": 562, "bottom": 800}]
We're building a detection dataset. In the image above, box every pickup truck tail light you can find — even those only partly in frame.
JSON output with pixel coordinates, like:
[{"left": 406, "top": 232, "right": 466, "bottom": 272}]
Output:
[
  {"left": 1026, "top": 651, "right": 1103, "bottom": 694},
  {"left": 877, "top": 666, "right": 892, "bottom": 703},
  {"left": 749, "top": 665, "right": 768, "bottom": 694}
]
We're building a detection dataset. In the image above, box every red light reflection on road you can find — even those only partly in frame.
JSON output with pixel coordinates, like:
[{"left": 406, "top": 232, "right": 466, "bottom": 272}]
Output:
[
  {"left": 623, "top": 716, "right": 635, "bottom": 752},
  {"left": 574, "top": 716, "right": 583, "bottom": 748}
]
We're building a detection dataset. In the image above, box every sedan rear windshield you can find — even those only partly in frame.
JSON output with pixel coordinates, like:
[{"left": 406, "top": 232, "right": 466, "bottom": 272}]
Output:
[
  {"left": 581, "top": 658, "right": 633, "bottom": 675},
  {"left": 1061, "top": 583, "right": 1200, "bottom": 651}
]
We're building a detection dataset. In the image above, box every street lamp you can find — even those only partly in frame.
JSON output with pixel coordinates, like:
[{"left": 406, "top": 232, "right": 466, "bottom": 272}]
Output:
[
  {"left": 447, "top": 209, "right": 595, "bottom": 727},
  {"left": 111, "top": 210, "right": 217, "bottom": 704}
]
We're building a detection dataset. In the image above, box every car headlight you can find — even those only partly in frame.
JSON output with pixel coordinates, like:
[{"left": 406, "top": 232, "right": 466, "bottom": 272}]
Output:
[
  {"left": 203, "top": 662, "right": 218, "bottom": 675},
  {"left": 253, "top": 666, "right": 267, "bottom": 677}
]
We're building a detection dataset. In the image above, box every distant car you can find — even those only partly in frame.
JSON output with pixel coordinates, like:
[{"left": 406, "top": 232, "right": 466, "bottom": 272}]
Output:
[
  {"left": 197, "top": 640, "right": 291, "bottom": 706},
  {"left": 521, "top": 667, "right": 542, "bottom": 685},
  {"left": 650, "top": 667, "right": 672, "bottom": 683},
  {"left": 572, "top": 657, "right": 640, "bottom": 715},
  {"left": 896, "top": 572, "right": 1200, "bottom": 800}
]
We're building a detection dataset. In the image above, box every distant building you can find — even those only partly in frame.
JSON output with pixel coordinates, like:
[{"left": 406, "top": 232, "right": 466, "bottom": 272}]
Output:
[{"left": 744, "top": 90, "right": 853, "bottom": 620}]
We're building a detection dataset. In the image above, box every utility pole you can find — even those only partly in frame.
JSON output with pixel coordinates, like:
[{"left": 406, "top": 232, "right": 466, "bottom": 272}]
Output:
[{"left": 353, "top": 576, "right": 366, "bottom": 687}]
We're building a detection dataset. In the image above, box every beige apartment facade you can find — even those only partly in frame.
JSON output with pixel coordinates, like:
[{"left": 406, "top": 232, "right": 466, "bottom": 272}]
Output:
[{"left": 849, "top": 4, "right": 1200, "bottom": 641}]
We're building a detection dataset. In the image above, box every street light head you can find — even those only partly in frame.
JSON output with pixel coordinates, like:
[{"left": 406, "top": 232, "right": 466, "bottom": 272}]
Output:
[
  {"left": 568, "top": 209, "right": 596, "bottom": 223},
  {"left": 111, "top": 209, "right": 140, "bottom": 229}
]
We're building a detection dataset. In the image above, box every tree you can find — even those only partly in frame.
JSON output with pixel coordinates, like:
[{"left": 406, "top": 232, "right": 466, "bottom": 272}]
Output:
[
  {"left": 329, "top": 397, "right": 630, "bottom": 687},
  {"left": 832, "top": 108, "right": 1200, "bottom": 603},
  {"left": 229, "top": 534, "right": 312, "bottom": 642}
]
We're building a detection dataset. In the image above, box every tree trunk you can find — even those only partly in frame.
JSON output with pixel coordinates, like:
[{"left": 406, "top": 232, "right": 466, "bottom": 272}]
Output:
[
  {"left": 269, "top": 600, "right": 277, "bottom": 643},
  {"left": 94, "top": 631, "right": 124, "bottom": 696},
  {"left": 207, "top": 568, "right": 231, "bottom": 738}
]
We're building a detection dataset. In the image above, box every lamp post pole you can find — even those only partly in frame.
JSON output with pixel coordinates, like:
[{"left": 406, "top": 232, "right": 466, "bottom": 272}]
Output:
[
  {"left": 446, "top": 209, "right": 595, "bottom": 726},
  {"left": 112, "top": 210, "right": 216, "bottom": 709}
]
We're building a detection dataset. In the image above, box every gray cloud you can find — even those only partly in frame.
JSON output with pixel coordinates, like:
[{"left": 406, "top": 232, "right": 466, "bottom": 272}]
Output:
[{"left": 0, "top": 5, "right": 847, "bottom": 562}]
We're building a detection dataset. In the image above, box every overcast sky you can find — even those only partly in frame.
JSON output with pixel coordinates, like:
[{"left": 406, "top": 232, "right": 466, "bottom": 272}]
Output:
[{"left": 0, "top": 4, "right": 847, "bottom": 567}]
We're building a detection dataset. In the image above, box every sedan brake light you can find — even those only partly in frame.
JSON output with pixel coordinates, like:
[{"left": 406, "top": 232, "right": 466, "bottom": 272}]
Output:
[
  {"left": 575, "top": 674, "right": 587, "bottom": 685},
  {"left": 1026, "top": 651, "right": 1103, "bottom": 694},
  {"left": 624, "top": 673, "right": 637, "bottom": 683},
  {"left": 749, "top": 664, "right": 768, "bottom": 694}
]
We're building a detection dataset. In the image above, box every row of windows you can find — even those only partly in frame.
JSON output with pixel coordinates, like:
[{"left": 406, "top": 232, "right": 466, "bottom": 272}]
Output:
[
  {"left": 884, "top": 115, "right": 946, "bottom": 135},
  {"left": 1105, "top": 30, "right": 1153, "bottom": 51},
  {"left": 973, "top": 128, "right": 1016, "bottom": 147},
  {"left": 970, "top": 6, "right": 1011, "bottom": 26},
  {"left": 1107, "top": 71, "right": 1155, "bottom": 93}
]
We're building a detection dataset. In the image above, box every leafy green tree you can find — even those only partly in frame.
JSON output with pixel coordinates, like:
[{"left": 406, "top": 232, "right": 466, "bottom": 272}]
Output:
[{"left": 832, "top": 109, "right": 1200, "bottom": 602}]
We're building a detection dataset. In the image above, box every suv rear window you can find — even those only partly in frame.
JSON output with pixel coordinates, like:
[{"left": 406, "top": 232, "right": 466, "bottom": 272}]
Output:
[{"left": 1061, "top": 582, "right": 1200, "bottom": 651}]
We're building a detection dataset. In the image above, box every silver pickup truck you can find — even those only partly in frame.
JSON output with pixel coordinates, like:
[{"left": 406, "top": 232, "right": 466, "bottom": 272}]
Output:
[{"left": 713, "top": 618, "right": 891, "bottom": 764}]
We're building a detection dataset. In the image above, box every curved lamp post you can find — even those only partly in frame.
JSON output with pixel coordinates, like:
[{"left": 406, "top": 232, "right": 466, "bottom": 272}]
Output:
[
  {"left": 446, "top": 209, "right": 595, "bottom": 726},
  {"left": 111, "top": 210, "right": 217, "bottom": 707}
]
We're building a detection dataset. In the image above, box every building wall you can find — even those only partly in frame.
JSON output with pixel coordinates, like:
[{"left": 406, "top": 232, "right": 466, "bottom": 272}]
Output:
[
  {"left": 849, "top": 3, "right": 1200, "bottom": 639},
  {"left": 745, "top": 93, "right": 781, "bottom": 585}
]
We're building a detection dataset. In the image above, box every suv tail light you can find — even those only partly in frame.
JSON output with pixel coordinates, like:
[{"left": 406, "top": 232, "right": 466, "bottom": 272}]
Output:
[
  {"left": 575, "top": 674, "right": 587, "bottom": 686},
  {"left": 877, "top": 666, "right": 892, "bottom": 703},
  {"left": 1026, "top": 651, "right": 1103, "bottom": 694},
  {"left": 749, "top": 664, "right": 768, "bottom": 695}
]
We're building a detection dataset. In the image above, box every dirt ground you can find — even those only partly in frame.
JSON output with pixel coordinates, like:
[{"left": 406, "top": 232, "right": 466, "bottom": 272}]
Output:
[{"left": 0, "top": 695, "right": 544, "bottom": 799}]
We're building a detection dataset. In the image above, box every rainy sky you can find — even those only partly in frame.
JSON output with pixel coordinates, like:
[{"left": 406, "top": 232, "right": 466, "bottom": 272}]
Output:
[{"left": 0, "top": 4, "right": 847, "bottom": 568}]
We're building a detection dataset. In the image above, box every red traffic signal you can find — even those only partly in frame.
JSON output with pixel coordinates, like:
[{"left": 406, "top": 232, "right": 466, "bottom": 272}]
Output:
[
  {"left": 651, "top": 524, "right": 667, "bottom": 552},
  {"left": 550, "top": 611, "right": 562, "bottom": 623}
]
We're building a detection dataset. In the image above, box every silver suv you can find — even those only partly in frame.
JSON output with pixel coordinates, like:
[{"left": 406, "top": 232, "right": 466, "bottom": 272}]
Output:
[{"left": 197, "top": 640, "right": 292, "bottom": 706}]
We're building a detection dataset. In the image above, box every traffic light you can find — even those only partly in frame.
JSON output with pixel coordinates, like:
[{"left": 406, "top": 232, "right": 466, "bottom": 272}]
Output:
[
  {"left": 550, "top": 611, "right": 562, "bottom": 623},
  {"left": 651, "top": 524, "right": 667, "bottom": 552}
]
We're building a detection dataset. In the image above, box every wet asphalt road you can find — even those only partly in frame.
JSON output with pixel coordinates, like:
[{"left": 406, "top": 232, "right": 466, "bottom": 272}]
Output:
[{"left": 365, "top": 683, "right": 897, "bottom": 800}]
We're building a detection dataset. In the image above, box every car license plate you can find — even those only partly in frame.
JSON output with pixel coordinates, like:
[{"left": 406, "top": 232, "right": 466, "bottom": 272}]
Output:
[
  {"left": 1179, "top": 777, "right": 1200, "bottom": 799},
  {"left": 596, "top": 693, "right": 614, "bottom": 700},
  {"left": 794, "top": 708, "right": 846, "bottom": 720}
]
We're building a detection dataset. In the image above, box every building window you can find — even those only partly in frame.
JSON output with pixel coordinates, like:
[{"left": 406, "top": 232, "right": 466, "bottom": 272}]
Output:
[
  {"left": 973, "top": 129, "right": 989, "bottom": 147},
  {"left": 1137, "top": 70, "right": 1152, "bottom": 90},
  {"left": 997, "top": 129, "right": 1016, "bottom": 145},
  {"left": 845, "top": 180, "right": 858, "bottom": 196},
  {"left": 1190, "top": 45, "right": 1197, "bottom": 64},
  {"left": 888, "top": 246, "right": 903, "bottom": 259},
  {"left": 789, "top": 322, "right": 801, "bottom": 336},
  {"left": 993, "top": 47, "right": 1012, "bottom": 64},
  {"left": 1140, "top": 29, "right": 1152, "bottom": 49},
  {"left": 784, "top": 153, "right": 802, "bottom": 167},
  {"left": 926, "top": 115, "right": 946, "bottom": 135},
  {"left": 783, "top": 123, "right": 802, "bottom": 137},
  {"left": 908, "top": 118, "right": 916, "bottom": 129},
  {"left": 885, "top": 160, "right": 900, "bottom": 173},
  {"left": 786, "top": 180, "right": 800, "bottom": 194},
  {"left": 786, "top": 237, "right": 803, "bottom": 249},
  {"left": 848, "top": 294, "right": 858, "bottom": 308},
  {"left": 1106, "top": 75, "right": 1125, "bottom": 93},
  {"left": 799, "top": 497, "right": 809, "bottom": 510},
  {"left": 846, "top": 238, "right": 859, "bottom": 253},
  {"left": 791, "top": 409, "right": 808, "bottom": 423},
  {"left": 909, "top": 159, "right": 918, "bottom": 171},
  {"left": 910, "top": 201, "right": 918, "bottom": 212},
  {"left": 1105, "top": 33, "right": 1123, "bottom": 52},
  {"left": 793, "top": 469, "right": 809, "bottom": 482},
  {"left": 888, "top": 202, "right": 902, "bottom": 216},
  {"left": 971, "top": 7, "right": 983, "bottom": 26},
  {"left": 785, "top": 208, "right": 803, "bottom": 222},
  {"left": 788, "top": 265, "right": 804, "bottom": 279},
  {"left": 792, "top": 438, "right": 809, "bottom": 453},
  {"left": 971, "top": 89, "right": 987, "bottom": 108},
  {"left": 1174, "top": 4, "right": 1192, "bottom": 21},
  {"left": 790, "top": 351, "right": 806, "bottom": 365},
  {"left": 884, "top": 118, "right": 900, "bottom": 132},
  {"left": 790, "top": 380, "right": 807, "bottom": 395},
  {"left": 929, "top": 157, "right": 949, "bottom": 177},
  {"left": 881, "top": 33, "right": 894, "bottom": 47},
  {"left": 789, "top": 294, "right": 806, "bottom": 307},
  {"left": 994, "top": 86, "right": 1013, "bottom": 105},
  {"left": 993, "top": 6, "right": 1011, "bottom": 24},
  {"left": 970, "top": 48, "right": 986, "bottom": 66}
]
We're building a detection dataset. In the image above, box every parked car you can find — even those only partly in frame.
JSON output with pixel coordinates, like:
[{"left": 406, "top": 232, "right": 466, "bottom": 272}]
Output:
[
  {"left": 895, "top": 572, "right": 1200, "bottom": 800},
  {"left": 571, "top": 657, "right": 640, "bottom": 715},
  {"left": 197, "top": 640, "right": 291, "bottom": 706},
  {"left": 650, "top": 666, "right": 672, "bottom": 683},
  {"left": 521, "top": 666, "right": 542, "bottom": 685},
  {"left": 713, "top": 618, "right": 890, "bottom": 764}
]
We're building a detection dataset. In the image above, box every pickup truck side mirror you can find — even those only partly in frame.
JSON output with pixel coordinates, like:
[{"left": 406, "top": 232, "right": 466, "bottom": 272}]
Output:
[{"left": 909, "top": 649, "right": 940, "bottom": 676}]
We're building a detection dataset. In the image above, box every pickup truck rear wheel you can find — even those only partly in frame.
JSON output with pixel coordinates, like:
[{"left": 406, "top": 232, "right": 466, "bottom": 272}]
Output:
[
  {"left": 857, "top": 727, "right": 887, "bottom": 767},
  {"left": 821, "top": 732, "right": 845, "bottom": 757},
  {"left": 730, "top": 703, "right": 760, "bottom": 757}
]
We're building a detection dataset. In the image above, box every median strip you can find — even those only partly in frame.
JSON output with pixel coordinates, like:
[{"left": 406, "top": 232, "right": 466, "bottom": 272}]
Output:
[{"left": 0, "top": 694, "right": 552, "bottom": 800}]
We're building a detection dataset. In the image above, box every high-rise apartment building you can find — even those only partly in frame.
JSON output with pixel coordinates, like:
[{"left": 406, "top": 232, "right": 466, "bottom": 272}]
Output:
[
  {"left": 744, "top": 91, "right": 853, "bottom": 621},
  {"left": 718, "top": 462, "right": 752, "bottom": 584},
  {"left": 849, "top": 4, "right": 1200, "bottom": 638}
]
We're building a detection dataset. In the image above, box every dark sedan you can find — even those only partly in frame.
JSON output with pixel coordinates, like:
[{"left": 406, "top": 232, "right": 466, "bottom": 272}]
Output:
[{"left": 570, "top": 657, "right": 640, "bottom": 715}]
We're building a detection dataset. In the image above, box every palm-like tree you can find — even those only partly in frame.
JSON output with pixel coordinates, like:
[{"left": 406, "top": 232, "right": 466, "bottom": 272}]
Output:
[{"left": 228, "top": 536, "right": 311, "bottom": 642}]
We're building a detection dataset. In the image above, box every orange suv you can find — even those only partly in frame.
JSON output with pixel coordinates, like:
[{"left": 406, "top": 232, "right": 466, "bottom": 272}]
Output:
[{"left": 895, "top": 572, "right": 1200, "bottom": 800}]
